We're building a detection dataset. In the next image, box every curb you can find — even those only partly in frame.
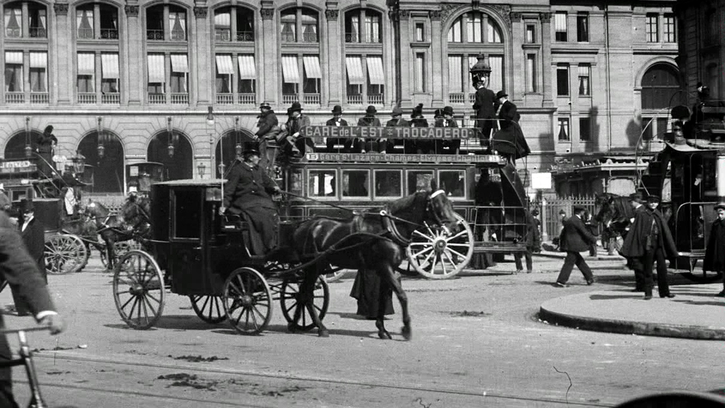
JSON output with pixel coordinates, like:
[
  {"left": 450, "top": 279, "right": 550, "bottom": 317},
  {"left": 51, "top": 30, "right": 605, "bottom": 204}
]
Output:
[{"left": 539, "top": 303, "right": 725, "bottom": 341}]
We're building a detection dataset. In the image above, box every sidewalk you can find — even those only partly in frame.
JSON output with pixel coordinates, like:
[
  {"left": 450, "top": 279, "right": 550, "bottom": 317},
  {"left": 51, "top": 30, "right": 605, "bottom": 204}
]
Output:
[{"left": 539, "top": 283, "right": 725, "bottom": 340}]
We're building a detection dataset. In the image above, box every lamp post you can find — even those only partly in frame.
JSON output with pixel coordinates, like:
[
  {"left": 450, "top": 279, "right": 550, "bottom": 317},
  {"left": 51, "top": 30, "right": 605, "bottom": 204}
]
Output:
[
  {"left": 97, "top": 116, "right": 105, "bottom": 159},
  {"left": 24, "top": 116, "right": 32, "bottom": 158},
  {"left": 197, "top": 162, "right": 206, "bottom": 178},
  {"left": 166, "top": 116, "right": 177, "bottom": 158},
  {"left": 234, "top": 116, "right": 242, "bottom": 158}
]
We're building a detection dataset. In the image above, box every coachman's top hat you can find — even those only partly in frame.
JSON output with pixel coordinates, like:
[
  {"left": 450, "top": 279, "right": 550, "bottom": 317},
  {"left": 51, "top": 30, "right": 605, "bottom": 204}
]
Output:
[
  {"left": 20, "top": 199, "right": 34, "bottom": 213},
  {"left": 365, "top": 105, "right": 377, "bottom": 116},
  {"left": 287, "top": 102, "right": 303, "bottom": 115},
  {"left": 331, "top": 105, "right": 343, "bottom": 115},
  {"left": 714, "top": 203, "right": 725, "bottom": 211},
  {"left": 260, "top": 102, "right": 272, "bottom": 109},
  {"left": 242, "top": 141, "right": 260, "bottom": 157}
]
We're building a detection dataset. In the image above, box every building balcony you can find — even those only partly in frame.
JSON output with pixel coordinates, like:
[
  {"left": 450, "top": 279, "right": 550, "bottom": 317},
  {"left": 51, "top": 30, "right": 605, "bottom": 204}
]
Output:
[
  {"left": 78, "top": 28, "right": 94, "bottom": 39},
  {"left": 170, "top": 93, "right": 188, "bottom": 104},
  {"left": 215, "top": 28, "right": 231, "bottom": 41},
  {"left": 5, "top": 92, "right": 24, "bottom": 104},
  {"left": 169, "top": 31, "right": 186, "bottom": 41},
  {"left": 5, "top": 28, "right": 21, "bottom": 38},
  {"left": 238, "top": 93, "right": 255, "bottom": 105},
  {"left": 281, "top": 33, "right": 296, "bottom": 43},
  {"left": 148, "top": 93, "right": 166, "bottom": 104},
  {"left": 347, "top": 94, "right": 363, "bottom": 105},
  {"left": 102, "top": 93, "right": 120, "bottom": 104},
  {"left": 368, "top": 93, "right": 384, "bottom": 105},
  {"left": 302, "top": 32, "right": 318, "bottom": 43},
  {"left": 78, "top": 93, "right": 97, "bottom": 104},
  {"left": 282, "top": 93, "right": 299, "bottom": 105},
  {"left": 100, "top": 29, "right": 118, "bottom": 40},
  {"left": 345, "top": 32, "right": 358, "bottom": 43},
  {"left": 303, "top": 93, "right": 320, "bottom": 105},
  {"left": 469, "top": 92, "right": 475, "bottom": 104},
  {"left": 29, "top": 27, "right": 46, "bottom": 38},
  {"left": 146, "top": 30, "right": 164, "bottom": 41},
  {"left": 236, "top": 31, "right": 253, "bottom": 42},
  {"left": 449, "top": 93, "right": 466, "bottom": 104},
  {"left": 216, "top": 93, "right": 233, "bottom": 104},
  {"left": 30, "top": 93, "right": 48, "bottom": 104}
]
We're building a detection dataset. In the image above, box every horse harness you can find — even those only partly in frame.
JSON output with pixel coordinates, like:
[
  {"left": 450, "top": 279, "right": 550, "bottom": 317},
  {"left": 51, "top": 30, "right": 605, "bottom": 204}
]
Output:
[{"left": 379, "top": 189, "right": 447, "bottom": 247}]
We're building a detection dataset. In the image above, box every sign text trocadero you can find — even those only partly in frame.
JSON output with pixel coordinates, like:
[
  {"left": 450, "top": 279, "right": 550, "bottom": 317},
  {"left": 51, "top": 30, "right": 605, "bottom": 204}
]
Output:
[{"left": 301, "top": 126, "right": 479, "bottom": 140}]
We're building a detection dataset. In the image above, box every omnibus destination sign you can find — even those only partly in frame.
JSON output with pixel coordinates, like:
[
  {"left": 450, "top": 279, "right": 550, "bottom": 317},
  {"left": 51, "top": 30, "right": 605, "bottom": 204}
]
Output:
[{"left": 301, "top": 126, "right": 479, "bottom": 140}]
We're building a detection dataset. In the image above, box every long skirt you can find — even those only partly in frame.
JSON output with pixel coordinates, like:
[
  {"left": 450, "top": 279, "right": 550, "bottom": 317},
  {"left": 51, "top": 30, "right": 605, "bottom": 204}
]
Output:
[{"left": 349, "top": 269, "right": 394, "bottom": 319}]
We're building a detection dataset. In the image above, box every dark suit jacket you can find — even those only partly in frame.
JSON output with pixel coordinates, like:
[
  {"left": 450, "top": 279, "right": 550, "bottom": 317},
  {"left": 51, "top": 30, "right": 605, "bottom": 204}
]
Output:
[
  {"left": 560, "top": 215, "right": 597, "bottom": 253},
  {"left": 497, "top": 100, "right": 520, "bottom": 130},
  {"left": 255, "top": 110, "right": 279, "bottom": 137},
  {"left": 325, "top": 118, "right": 348, "bottom": 127},
  {"left": 620, "top": 206, "right": 677, "bottom": 258},
  {"left": 223, "top": 160, "right": 278, "bottom": 213},
  {"left": 21, "top": 217, "right": 46, "bottom": 282},
  {"left": 473, "top": 87, "right": 496, "bottom": 120}
]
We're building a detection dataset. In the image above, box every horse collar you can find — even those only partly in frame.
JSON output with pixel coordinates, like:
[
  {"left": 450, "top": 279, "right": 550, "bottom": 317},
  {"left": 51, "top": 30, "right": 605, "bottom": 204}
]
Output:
[
  {"left": 379, "top": 210, "right": 411, "bottom": 247},
  {"left": 430, "top": 189, "right": 445, "bottom": 199}
]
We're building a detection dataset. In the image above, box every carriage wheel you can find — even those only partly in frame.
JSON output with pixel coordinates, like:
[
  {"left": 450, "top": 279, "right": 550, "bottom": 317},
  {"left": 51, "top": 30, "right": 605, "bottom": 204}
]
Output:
[
  {"left": 405, "top": 213, "right": 474, "bottom": 279},
  {"left": 189, "top": 295, "right": 227, "bottom": 324},
  {"left": 222, "top": 267, "right": 273, "bottom": 335},
  {"left": 44, "top": 234, "right": 88, "bottom": 275},
  {"left": 280, "top": 276, "right": 329, "bottom": 332},
  {"left": 112, "top": 250, "right": 165, "bottom": 330},
  {"left": 322, "top": 264, "right": 346, "bottom": 283}
]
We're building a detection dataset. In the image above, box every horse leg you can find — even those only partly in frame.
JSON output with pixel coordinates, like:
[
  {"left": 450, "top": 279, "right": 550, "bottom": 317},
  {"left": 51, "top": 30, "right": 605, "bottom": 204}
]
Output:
[
  {"left": 105, "top": 236, "right": 116, "bottom": 270},
  {"left": 380, "top": 263, "right": 411, "bottom": 341},
  {"left": 303, "top": 273, "right": 329, "bottom": 338},
  {"left": 375, "top": 278, "right": 392, "bottom": 340}
]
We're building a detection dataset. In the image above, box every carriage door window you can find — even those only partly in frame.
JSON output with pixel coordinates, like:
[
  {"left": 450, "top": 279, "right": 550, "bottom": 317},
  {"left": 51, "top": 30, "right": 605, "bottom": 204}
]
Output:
[
  {"left": 342, "top": 170, "right": 370, "bottom": 198},
  {"left": 308, "top": 170, "right": 337, "bottom": 198},
  {"left": 407, "top": 170, "right": 434, "bottom": 195},
  {"left": 374, "top": 170, "right": 402, "bottom": 198},
  {"left": 438, "top": 170, "right": 465, "bottom": 198},
  {"left": 172, "top": 189, "right": 202, "bottom": 239}
]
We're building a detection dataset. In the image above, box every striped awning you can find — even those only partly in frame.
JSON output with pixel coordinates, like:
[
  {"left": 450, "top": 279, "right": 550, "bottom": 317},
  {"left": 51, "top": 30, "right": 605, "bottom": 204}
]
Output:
[
  {"left": 215, "top": 55, "right": 234, "bottom": 75},
  {"left": 147, "top": 54, "right": 165, "bottom": 83},
  {"left": 578, "top": 65, "right": 590, "bottom": 76},
  {"left": 237, "top": 55, "right": 256, "bottom": 79},
  {"left": 101, "top": 53, "right": 119, "bottom": 79},
  {"left": 214, "top": 12, "right": 230, "bottom": 27},
  {"left": 281, "top": 55, "right": 299, "bottom": 84},
  {"left": 555, "top": 12, "right": 567, "bottom": 32},
  {"left": 366, "top": 56, "right": 384, "bottom": 85},
  {"left": 29, "top": 52, "right": 47, "bottom": 68},
  {"left": 302, "top": 55, "right": 321, "bottom": 79},
  {"left": 5, "top": 51, "right": 22, "bottom": 65},
  {"left": 345, "top": 56, "right": 365, "bottom": 85},
  {"left": 78, "top": 53, "right": 95, "bottom": 75},
  {"left": 171, "top": 54, "right": 188, "bottom": 73}
]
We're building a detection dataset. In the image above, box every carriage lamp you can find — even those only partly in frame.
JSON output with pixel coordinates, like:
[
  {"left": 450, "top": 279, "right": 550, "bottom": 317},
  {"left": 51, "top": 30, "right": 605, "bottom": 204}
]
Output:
[
  {"left": 24, "top": 116, "right": 32, "bottom": 158},
  {"left": 235, "top": 143, "right": 243, "bottom": 157},
  {"left": 197, "top": 162, "right": 206, "bottom": 178},
  {"left": 234, "top": 116, "right": 242, "bottom": 156},
  {"left": 469, "top": 54, "right": 492, "bottom": 88},
  {"left": 218, "top": 162, "right": 225, "bottom": 177}
]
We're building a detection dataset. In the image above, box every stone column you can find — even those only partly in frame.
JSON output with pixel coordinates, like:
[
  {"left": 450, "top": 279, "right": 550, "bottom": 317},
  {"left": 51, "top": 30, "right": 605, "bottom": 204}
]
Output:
[
  {"left": 430, "top": 10, "right": 443, "bottom": 107},
  {"left": 124, "top": 4, "right": 142, "bottom": 105},
  {"left": 53, "top": 2, "right": 71, "bottom": 105},
  {"left": 509, "top": 12, "right": 524, "bottom": 103},
  {"left": 398, "top": 9, "right": 411, "bottom": 107},
  {"left": 193, "top": 5, "right": 210, "bottom": 105},
  {"left": 540, "top": 12, "right": 554, "bottom": 108},
  {"left": 260, "top": 2, "right": 276, "bottom": 105},
  {"left": 325, "top": 6, "right": 340, "bottom": 105}
]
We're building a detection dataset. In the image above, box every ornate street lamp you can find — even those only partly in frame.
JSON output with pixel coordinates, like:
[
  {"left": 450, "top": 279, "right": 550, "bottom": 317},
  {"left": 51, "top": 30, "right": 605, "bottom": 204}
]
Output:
[
  {"left": 166, "top": 116, "right": 178, "bottom": 158},
  {"left": 469, "top": 54, "right": 492, "bottom": 89},
  {"left": 97, "top": 116, "right": 106, "bottom": 159},
  {"left": 24, "top": 116, "right": 32, "bottom": 158},
  {"left": 71, "top": 151, "right": 86, "bottom": 175},
  {"left": 234, "top": 116, "right": 242, "bottom": 157},
  {"left": 197, "top": 162, "right": 206, "bottom": 177}
]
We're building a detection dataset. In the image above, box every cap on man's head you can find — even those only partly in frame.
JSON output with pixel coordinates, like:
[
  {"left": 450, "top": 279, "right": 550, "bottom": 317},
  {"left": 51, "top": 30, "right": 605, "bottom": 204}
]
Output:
[
  {"left": 260, "top": 102, "right": 272, "bottom": 109},
  {"left": 629, "top": 192, "right": 644, "bottom": 202},
  {"left": 647, "top": 195, "right": 661, "bottom": 203}
]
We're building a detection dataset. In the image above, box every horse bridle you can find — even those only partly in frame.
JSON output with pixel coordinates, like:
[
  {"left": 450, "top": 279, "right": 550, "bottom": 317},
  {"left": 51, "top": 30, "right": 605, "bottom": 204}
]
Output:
[{"left": 380, "top": 189, "right": 449, "bottom": 246}]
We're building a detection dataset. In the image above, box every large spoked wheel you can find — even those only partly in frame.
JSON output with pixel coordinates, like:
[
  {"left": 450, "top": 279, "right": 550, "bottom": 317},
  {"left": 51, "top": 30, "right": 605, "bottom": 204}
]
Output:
[
  {"left": 406, "top": 213, "right": 474, "bottom": 279},
  {"left": 45, "top": 234, "right": 88, "bottom": 275},
  {"left": 280, "top": 276, "right": 329, "bottom": 332},
  {"left": 100, "top": 241, "right": 141, "bottom": 269},
  {"left": 189, "top": 295, "right": 227, "bottom": 324},
  {"left": 222, "top": 267, "right": 273, "bottom": 335},
  {"left": 112, "top": 250, "right": 165, "bottom": 330}
]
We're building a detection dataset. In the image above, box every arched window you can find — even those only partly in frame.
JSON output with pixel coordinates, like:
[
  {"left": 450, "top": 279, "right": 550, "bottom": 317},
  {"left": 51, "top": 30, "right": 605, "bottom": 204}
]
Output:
[
  {"left": 446, "top": 11, "right": 505, "bottom": 105},
  {"left": 147, "top": 132, "right": 193, "bottom": 181},
  {"left": 78, "top": 132, "right": 124, "bottom": 193},
  {"left": 215, "top": 129, "right": 255, "bottom": 178},
  {"left": 345, "top": 8, "right": 381, "bottom": 43},
  {"left": 4, "top": 130, "right": 42, "bottom": 159},
  {"left": 280, "top": 7, "right": 318, "bottom": 43},
  {"left": 214, "top": 6, "right": 254, "bottom": 42},
  {"left": 641, "top": 63, "right": 681, "bottom": 110},
  {"left": 76, "top": 3, "right": 118, "bottom": 40},
  {"left": 146, "top": 4, "right": 187, "bottom": 41},
  {"left": 4, "top": 1, "right": 46, "bottom": 38}
]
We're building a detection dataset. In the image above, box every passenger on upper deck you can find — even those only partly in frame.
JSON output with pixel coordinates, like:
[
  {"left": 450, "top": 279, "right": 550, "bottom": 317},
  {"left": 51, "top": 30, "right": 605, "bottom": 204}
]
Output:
[
  {"left": 410, "top": 104, "right": 432, "bottom": 154},
  {"left": 36, "top": 125, "right": 58, "bottom": 177},
  {"left": 385, "top": 106, "right": 408, "bottom": 154},
  {"left": 473, "top": 78, "right": 496, "bottom": 152},
  {"left": 492, "top": 91, "right": 530, "bottom": 163},
  {"left": 325, "top": 105, "right": 348, "bottom": 152},
  {"left": 221, "top": 144, "right": 282, "bottom": 256},
  {"left": 435, "top": 106, "right": 459, "bottom": 154},
  {"left": 254, "top": 102, "right": 281, "bottom": 170},
  {"left": 357, "top": 105, "right": 382, "bottom": 153},
  {"left": 282, "top": 102, "right": 315, "bottom": 158}
]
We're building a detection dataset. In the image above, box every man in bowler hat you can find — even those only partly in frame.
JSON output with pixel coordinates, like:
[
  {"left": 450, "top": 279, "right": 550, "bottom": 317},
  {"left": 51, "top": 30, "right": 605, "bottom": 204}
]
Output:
[
  {"left": 357, "top": 105, "right": 382, "bottom": 153},
  {"left": 386, "top": 106, "right": 409, "bottom": 153},
  {"left": 621, "top": 192, "right": 647, "bottom": 292},
  {"left": 325, "top": 105, "right": 348, "bottom": 152},
  {"left": 555, "top": 205, "right": 597, "bottom": 287},
  {"left": 435, "top": 106, "right": 459, "bottom": 154}
]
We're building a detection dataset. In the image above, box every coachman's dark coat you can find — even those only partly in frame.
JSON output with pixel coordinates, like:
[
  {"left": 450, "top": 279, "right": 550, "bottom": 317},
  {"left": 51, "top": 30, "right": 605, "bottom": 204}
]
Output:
[
  {"left": 223, "top": 159, "right": 279, "bottom": 255},
  {"left": 704, "top": 218, "right": 725, "bottom": 272},
  {"left": 620, "top": 207, "right": 677, "bottom": 259},
  {"left": 473, "top": 86, "right": 496, "bottom": 140}
]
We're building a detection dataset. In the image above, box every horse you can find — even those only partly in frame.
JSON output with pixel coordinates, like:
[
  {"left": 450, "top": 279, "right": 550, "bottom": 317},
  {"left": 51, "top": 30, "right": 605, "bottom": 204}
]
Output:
[
  {"left": 284, "top": 181, "right": 461, "bottom": 340},
  {"left": 594, "top": 193, "right": 634, "bottom": 253},
  {"left": 118, "top": 193, "right": 152, "bottom": 247},
  {"left": 84, "top": 199, "right": 137, "bottom": 270}
]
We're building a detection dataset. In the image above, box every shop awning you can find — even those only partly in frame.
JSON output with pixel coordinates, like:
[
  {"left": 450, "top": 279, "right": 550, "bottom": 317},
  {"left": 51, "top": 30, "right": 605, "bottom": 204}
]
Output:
[
  {"left": 281, "top": 55, "right": 299, "bottom": 83},
  {"left": 237, "top": 55, "right": 256, "bottom": 79},
  {"left": 78, "top": 53, "right": 95, "bottom": 75},
  {"left": 147, "top": 54, "right": 165, "bottom": 83},
  {"left": 215, "top": 55, "right": 234, "bottom": 75},
  {"left": 366, "top": 56, "right": 384, "bottom": 85},
  {"left": 170, "top": 54, "right": 188, "bottom": 73},
  {"left": 101, "top": 53, "right": 119, "bottom": 79},
  {"left": 345, "top": 56, "right": 365, "bottom": 85}
]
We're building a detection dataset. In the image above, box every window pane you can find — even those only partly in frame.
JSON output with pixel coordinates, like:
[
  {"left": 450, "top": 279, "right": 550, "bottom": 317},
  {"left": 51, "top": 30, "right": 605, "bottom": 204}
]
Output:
[
  {"left": 525, "top": 25, "right": 535, "bottom": 43},
  {"left": 415, "top": 53, "right": 425, "bottom": 92},
  {"left": 375, "top": 171, "right": 402, "bottom": 198},
  {"left": 558, "top": 119, "right": 570, "bottom": 141},
  {"left": 663, "top": 15, "right": 675, "bottom": 42},
  {"left": 342, "top": 170, "right": 369, "bottom": 197},
  {"left": 407, "top": 171, "right": 434, "bottom": 195},
  {"left": 577, "top": 14, "right": 588, "bottom": 42},
  {"left": 439, "top": 170, "right": 465, "bottom": 198},
  {"left": 579, "top": 117, "right": 591, "bottom": 141},
  {"left": 557, "top": 66, "right": 569, "bottom": 96},
  {"left": 646, "top": 14, "right": 658, "bottom": 42},
  {"left": 526, "top": 55, "right": 536, "bottom": 93},
  {"left": 555, "top": 12, "right": 567, "bottom": 41},
  {"left": 578, "top": 65, "right": 590, "bottom": 96},
  {"left": 308, "top": 170, "right": 336, "bottom": 198}
]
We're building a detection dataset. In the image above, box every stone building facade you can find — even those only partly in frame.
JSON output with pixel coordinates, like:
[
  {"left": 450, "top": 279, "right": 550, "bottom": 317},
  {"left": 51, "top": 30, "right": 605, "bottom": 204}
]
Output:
[{"left": 0, "top": 0, "right": 678, "bottom": 194}]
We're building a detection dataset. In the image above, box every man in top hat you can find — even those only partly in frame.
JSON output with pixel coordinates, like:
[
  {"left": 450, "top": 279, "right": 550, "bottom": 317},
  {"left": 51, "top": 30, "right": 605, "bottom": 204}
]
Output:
[
  {"left": 13, "top": 199, "right": 47, "bottom": 317},
  {"left": 325, "top": 105, "right": 348, "bottom": 152},
  {"left": 555, "top": 205, "right": 597, "bottom": 287},
  {"left": 472, "top": 78, "right": 496, "bottom": 152},
  {"left": 254, "top": 102, "right": 281, "bottom": 171},
  {"left": 357, "top": 105, "right": 382, "bottom": 153},
  {"left": 222, "top": 143, "right": 282, "bottom": 256},
  {"left": 385, "top": 106, "right": 409, "bottom": 154},
  {"left": 283, "top": 102, "right": 314, "bottom": 158},
  {"left": 620, "top": 192, "right": 647, "bottom": 291},
  {"left": 705, "top": 202, "right": 725, "bottom": 297},
  {"left": 36, "top": 125, "right": 58, "bottom": 177},
  {"left": 435, "top": 106, "right": 459, "bottom": 154},
  {"left": 492, "top": 91, "right": 530, "bottom": 162}
]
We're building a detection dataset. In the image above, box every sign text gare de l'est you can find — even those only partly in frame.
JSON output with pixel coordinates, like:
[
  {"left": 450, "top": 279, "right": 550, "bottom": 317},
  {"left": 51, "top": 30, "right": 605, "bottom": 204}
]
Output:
[{"left": 301, "top": 126, "right": 478, "bottom": 140}]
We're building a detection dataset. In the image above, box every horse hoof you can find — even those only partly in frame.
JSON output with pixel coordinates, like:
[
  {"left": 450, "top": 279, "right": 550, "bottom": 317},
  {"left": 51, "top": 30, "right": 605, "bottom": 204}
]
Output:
[
  {"left": 378, "top": 330, "right": 392, "bottom": 340},
  {"left": 318, "top": 330, "right": 329, "bottom": 338},
  {"left": 401, "top": 326, "right": 412, "bottom": 341}
]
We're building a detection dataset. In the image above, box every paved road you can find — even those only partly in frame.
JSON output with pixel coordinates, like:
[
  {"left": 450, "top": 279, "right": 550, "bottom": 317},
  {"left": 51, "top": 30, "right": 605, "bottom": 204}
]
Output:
[{"left": 4, "top": 255, "right": 723, "bottom": 407}]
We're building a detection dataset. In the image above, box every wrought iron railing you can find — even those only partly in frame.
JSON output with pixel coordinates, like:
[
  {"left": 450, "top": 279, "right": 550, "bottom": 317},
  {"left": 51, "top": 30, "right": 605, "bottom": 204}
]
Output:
[
  {"left": 100, "top": 29, "right": 118, "bottom": 39},
  {"left": 215, "top": 28, "right": 230, "bottom": 41},
  {"left": 170, "top": 31, "right": 186, "bottom": 41},
  {"left": 236, "top": 31, "right": 254, "bottom": 42},
  {"left": 302, "top": 31, "right": 318, "bottom": 43},
  {"left": 5, "top": 28, "right": 21, "bottom": 38},
  {"left": 78, "top": 28, "right": 94, "bottom": 39},
  {"left": 280, "top": 32, "right": 296, "bottom": 42},
  {"left": 146, "top": 30, "right": 164, "bottom": 40},
  {"left": 345, "top": 32, "right": 358, "bottom": 42},
  {"left": 29, "top": 27, "right": 46, "bottom": 38}
]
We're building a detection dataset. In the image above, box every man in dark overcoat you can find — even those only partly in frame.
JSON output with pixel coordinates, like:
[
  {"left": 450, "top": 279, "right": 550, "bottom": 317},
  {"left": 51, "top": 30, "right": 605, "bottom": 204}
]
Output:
[
  {"left": 13, "top": 199, "right": 46, "bottom": 316},
  {"left": 472, "top": 80, "right": 496, "bottom": 151},
  {"left": 357, "top": 105, "right": 383, "bottom": 153},
  {"left": 222, "top": 145, "right": 281, "bottom": 255},
  {"left": 254, "top": 102, "right": 280, "bottom": 171},
  {"left": 555, "top": 206, "right": 597, "bottom": 286},
  {"left": 325, "top": 105, "right": 348, "bottom": 152},
  {"left": 492, "top": 91, "right": 530, "bottom": 161},
  {"left": 36, "top": 125, "right": 58, "bottom": 177},
  {"left": 385, "top": 106, "right": 409, "bottom": 154},
  {"left": 0, "top": 210, "right": 64, "bottom": 407},
  {"left": 284, "top": 102, "right": 314, "bottom": 157},
  {"left": 620, "top": 195, "right": 677, "bottom": 299},
  {"left": 704, "top": 203, "right": 725, "bottom": 297},
  {"left": 514, "top": 210, "right": 540, "bottom": 274},
  {"left": 621, "top": 193, "right": 647, "bottom": 292}
]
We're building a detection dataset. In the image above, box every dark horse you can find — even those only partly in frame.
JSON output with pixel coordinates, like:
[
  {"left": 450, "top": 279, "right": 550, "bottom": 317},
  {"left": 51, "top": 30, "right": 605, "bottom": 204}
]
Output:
[
  {"left": 594, "top": 193, "right": 634, "bottom": 253},
  {"left": 285, "top": 182, "right": 460, "bottom": 340},
  {"left": 119, "top": 194, "right": 152, "bottom": 246}
]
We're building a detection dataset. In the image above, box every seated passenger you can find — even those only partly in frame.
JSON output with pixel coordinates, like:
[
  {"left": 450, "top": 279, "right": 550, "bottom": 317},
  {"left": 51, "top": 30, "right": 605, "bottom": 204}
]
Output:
[
  {"left": 435, "top": 106, "right": 459, "bottom": 154},
  {"left": 325, "top": 105, "right": 348, "bottom": 152},
  {"left": 385, "top": 106, "right": 409, "bottom": 154},
  {"left": 409, "top": 104, "right": 432, "bottom": 154},
  {"left": 357, "top": 105, "right": 383, "bottom": 153},
  {"left": 221, "top": 144, "right": 282, "bottom": 255}
]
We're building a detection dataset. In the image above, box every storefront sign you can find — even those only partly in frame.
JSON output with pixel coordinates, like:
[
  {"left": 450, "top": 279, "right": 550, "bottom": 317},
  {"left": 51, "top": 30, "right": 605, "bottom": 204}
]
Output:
[
  {"left": 0, "top": 160, "right": 36, "bottom": 174},
  {"left": 305, "top": 153, "right": 506, "bottom": 165},
  {"left": 301, "top": 126, "right": 479, "bottom": 140}
]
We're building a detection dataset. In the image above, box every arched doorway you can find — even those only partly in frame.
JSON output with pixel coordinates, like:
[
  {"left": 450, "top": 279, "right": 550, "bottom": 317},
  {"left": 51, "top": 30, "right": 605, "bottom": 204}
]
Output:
[
  {"left": 4, "top": 130, "right": 43, "bottom": 159},
  {"left": 78, "top": 132, "right": 125, "bottom": 193},
  {"left": 214, "top": 129, "right": 254, "bottom": 178},
  {"left": 148, "top": 131, "right": 193, "bottom": 181},
  {"left": 641, "top": 63, "right": 682, "bottom": 139}
]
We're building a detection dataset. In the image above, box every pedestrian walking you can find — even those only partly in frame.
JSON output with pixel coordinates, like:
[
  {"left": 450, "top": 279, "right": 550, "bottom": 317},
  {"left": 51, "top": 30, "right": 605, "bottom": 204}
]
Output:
[
  {"left": 704, "top": 202, "right": 725, "bottom": 297},
  {"left": 514, "top": 210, "right": 540, "bottom": 274},
  {"left": 555, "top": 206, "right": 597, "bottom": 287}
]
